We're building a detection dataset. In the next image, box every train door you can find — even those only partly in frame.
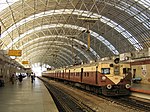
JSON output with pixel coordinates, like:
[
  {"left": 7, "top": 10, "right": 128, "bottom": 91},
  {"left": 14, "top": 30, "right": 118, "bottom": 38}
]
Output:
[
  {"left": 64, "top": 69, "right": 66, "bottom": 78},
  {"left": 63, "top": 70, "right": 64, "bottom": 78},
  {"left": 81, "top": 68, "right": 83, "bottom": 82},
  {"left": 96, "top": 66, "right": 98, "bottom": 84},
  {"left": 68, "top": 70, "right": 70, "bottom": 79},
  {"left": 133, "top": 69, "right": 136, "bottom": 78}
]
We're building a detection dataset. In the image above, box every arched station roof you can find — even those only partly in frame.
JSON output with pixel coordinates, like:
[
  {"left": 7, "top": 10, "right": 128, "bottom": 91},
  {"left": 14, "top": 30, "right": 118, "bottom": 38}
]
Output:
[{"left": 0, "top": 0, "right": 149, "bottom": 68}]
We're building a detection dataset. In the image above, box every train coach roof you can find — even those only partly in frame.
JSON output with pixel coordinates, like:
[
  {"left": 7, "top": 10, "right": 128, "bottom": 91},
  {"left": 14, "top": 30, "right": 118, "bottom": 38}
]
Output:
[{"left": 66, "top": 60, "right": 116, "bottom": 69}]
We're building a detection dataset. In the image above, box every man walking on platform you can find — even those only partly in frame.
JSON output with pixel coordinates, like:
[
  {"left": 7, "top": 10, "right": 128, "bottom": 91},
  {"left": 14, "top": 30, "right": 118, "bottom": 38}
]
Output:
[
  {"left": 31, "top": 72, "right": 35, "bottom": 83},
  {"left": 18, "top": 73, "right": 23, "bottom": 83}
]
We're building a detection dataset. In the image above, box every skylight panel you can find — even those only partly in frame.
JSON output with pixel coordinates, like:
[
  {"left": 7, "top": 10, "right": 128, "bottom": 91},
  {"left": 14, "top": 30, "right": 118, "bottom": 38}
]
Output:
[
  {"left": 0, "top": 0, "right": 19, "bottom": 12},
  {"left": 134, "top": 0, "right": 150, "bottom": 9},
  {"left": 103, "top": 40, "right": 110, "bottom": 45},
  {"left": 90, "top": 32, "right": 99, "bottom": 37},
  {"left": 114, "top": 27, "right": 123, "bottom": 33},
  {"left": 118, "top": 1, "right": 149, "bottom": 29},
  {"left": 125, "top": 31, "right": 132, "bottom": 37},
  {"left": 127, "top": 38, "right": 137, "bottom": 45},
  {"left": 121, "top": 32, "right": 130, "bottom": 38},
  {"left": 107, "top": 21, "right": 116, "bottom": 28},
  {"left": 0, "top": 4, "right": 8, "bottom": 11},
  {"left": 101, "top": 16, "right": 109, "bottom": 23}
]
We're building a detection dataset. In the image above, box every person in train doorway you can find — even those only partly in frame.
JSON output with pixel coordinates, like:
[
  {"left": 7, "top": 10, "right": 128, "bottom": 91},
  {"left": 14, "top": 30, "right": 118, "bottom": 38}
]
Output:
[
  {"left": 18, "top": 73, "right": 23, "bottom": 83},
  {"left": 31, "top": 72, "right": 35, "bottom": 83}
]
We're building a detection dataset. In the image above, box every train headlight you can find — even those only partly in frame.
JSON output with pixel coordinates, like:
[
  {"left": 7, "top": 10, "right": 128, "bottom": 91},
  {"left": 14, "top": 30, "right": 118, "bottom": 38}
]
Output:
[
  {"left": 107, "top": 84, "right": 112, "bottom": 89},
  {"left": 102, "top": 76, "right": 106, "bottom": 80},
  {"left": 125, "top": 84, "right": 131, "bottom": 89}
]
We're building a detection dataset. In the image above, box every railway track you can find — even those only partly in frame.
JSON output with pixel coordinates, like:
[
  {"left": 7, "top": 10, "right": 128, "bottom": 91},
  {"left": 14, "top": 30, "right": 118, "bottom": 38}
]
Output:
[
  {"left": 96, "top": 93, "right": 150, "bottom": 112},
  {"left": 42, "top": 80, "right": 95, "bottom": 112},
  {"left": 40, "top": 77, "right": 150, "bottom": 112},
  {"left": 113, "top": 97, "right": 150, "bottom": 112}
]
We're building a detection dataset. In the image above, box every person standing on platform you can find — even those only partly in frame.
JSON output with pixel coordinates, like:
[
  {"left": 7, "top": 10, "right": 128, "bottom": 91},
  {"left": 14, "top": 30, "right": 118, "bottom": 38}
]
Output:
[
  {"left": 0, "top": 75, "right": 4, "bottom": 86},
  {"left": 31, "top": 72, "right": 35, "bottom": 83},
  {"left": 18, "top": 73, "right": 23, "bottom": 83},
  {"left": 10, "top": 73, "right": 15, "bottom": 84}
]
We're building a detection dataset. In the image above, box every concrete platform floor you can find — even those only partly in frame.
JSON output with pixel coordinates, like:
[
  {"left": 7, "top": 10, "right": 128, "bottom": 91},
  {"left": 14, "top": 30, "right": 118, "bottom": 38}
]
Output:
[
  {"left": 130, "top": 83, "right": 150, "bottom": 95},
  {"left": 0, "top": 77, "right": 58, "bottom": 112}
]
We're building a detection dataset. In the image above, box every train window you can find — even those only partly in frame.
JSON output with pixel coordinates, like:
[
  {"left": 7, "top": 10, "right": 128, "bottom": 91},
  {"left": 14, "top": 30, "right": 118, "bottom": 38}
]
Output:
[
  {"left": 87, "top": 72, "right": 89, "bottom": 77},
  {"left": 101, "top": 68, "right": 110, "bottom": 74},
  {"left": 123, "top": 68, "right": 131, "bottom": 74},
  {"left": 84, "top": 73, "right": 86, "bottom": 77},
  {"left": 114, "top": 66, "right": 119, "bottom": 75}
]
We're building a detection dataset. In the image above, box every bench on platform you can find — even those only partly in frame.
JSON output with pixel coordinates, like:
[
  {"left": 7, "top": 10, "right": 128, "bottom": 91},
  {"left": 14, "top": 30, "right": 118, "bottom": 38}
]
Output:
[{"left": 132, "top": 77, "right": 142, "bottom": 83}]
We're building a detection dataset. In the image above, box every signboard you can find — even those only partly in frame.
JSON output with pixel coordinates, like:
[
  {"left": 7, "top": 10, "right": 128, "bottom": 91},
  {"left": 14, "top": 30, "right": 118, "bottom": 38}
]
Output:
[
  {"left": 142, "top": 65, "right": 147, "bottom": 77},
  {"left": 8, "top": 50, "right": 22, "bottom": 56},
  {"left": 22, "top": 61, "right": 29, "bottom": 64}
]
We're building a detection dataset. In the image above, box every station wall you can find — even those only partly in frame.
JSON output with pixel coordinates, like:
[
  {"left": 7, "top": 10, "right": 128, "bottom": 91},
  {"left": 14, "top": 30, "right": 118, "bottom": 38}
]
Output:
[{"left": 131, "top": 59, "right": 150, "bottom": 84}]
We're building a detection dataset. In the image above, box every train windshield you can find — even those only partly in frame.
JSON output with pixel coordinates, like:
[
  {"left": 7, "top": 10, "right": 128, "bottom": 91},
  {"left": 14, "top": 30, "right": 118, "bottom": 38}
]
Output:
[
  {"left": 114, "top": 65, "right": 119, "bottom": 75},
  {"left": 101, "top": 68, "right": 110, "bottom": 74}
]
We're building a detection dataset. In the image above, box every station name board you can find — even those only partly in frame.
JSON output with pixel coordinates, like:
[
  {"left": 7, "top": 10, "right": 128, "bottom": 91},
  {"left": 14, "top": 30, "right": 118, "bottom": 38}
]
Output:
[{"left": 8, "top": 50, "right": 22, "bottom": 56}]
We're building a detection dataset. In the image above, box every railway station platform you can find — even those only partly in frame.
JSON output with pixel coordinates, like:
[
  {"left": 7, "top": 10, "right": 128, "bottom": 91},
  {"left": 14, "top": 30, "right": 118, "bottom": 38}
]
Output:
[
  {"left": 0, "top": 77, "right": 58, "bottom": 112},
  {"left": 130, "top": 83, "right": 150, "bottom": 94},
  {"left": 130, "top": 83, "right": 150, "bottom": 100}
]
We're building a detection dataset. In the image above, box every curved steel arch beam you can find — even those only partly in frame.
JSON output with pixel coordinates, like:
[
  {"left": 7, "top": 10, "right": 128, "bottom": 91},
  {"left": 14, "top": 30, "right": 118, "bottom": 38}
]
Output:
[
  {"left": 4, "top": 26, "right": 118, "bottom": 56},
  {"left": 19, "top": 35, "right": 98, "bottom": 59},
  {"left": 23, "top": 47, "right": 75, "bottom": 65},
  {"left": 28, "top": 50, "right": 71, "bottom": 65},
  {"left": 2, "top": 9, "right": 143, "bottom": 51},
  {"left": 22, "top": 46, "right": 73, "bottom": 61},
  {"left": 27, "top": 50, "right": 73, "bottom": 65},
  {"left": 45, "top": 59, "right": 64, "bottom": 68},
  {"left": 21, "top": 45, "right": 83, "bottom": 63},
  {"left": 21, "top": 41, "right": 89, "bottom": 61},
  {"left": 28, "top": 51, "right": 71, "bottom": 66},
  {"left": 2, "top": 22, "right": 115, "bottom": 55},
  {"left": 31, "top": 58, "right": 63, "bottom": 68},
  {"left": 4, "top": 23, "right": 116, "bottom": 56},
  {"left": 19, "top": 39, "right": 92, "bottom": 61},
  {"left": 1, "top": 1, "right": 148, "bottom": 16},
  {"left": 30, "top": 56, "right": 65, "bottom": 68}
]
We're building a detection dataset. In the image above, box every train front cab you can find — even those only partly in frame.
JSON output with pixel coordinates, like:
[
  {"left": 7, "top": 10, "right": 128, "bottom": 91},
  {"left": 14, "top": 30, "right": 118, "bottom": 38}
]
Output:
[{"left": 98, "top": 62, "right": 132, "bottom": 96}]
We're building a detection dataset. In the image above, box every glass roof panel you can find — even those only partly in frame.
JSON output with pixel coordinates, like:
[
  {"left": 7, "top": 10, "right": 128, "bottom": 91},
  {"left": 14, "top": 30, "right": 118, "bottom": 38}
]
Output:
[
  {"left": 117, "top": 1, "right": 149, "bottom": 29},
  {"left": 0, "top": 0, "right": 19, "bottom": 12},
  {"left": 134, "top": 0, "right": 150, "bottom": 9},
  {"left": 1, "top": 9, "right": 141, "bottom": 52}
]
